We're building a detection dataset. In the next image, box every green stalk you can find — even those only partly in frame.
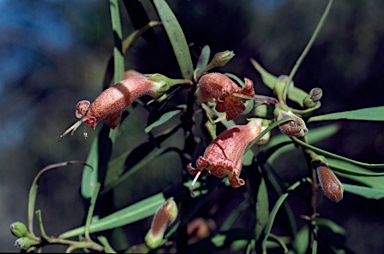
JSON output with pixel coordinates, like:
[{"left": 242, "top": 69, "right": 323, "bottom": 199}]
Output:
[{"left": 281, "top": 0, "right": 334, "bottom": 104}]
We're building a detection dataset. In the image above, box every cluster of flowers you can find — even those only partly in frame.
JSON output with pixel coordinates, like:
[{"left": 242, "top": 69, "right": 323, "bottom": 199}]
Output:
[{"left": 59, "top": 69, "right": 343, "bottom": 202}]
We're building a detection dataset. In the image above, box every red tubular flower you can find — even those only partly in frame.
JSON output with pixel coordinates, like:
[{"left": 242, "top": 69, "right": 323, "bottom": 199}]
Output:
[
  {"left": 195, "top": 73, "right": 255, "bottom": 121},
  {"left": 187, "top": 119, "right": 263, "bottom": 196},
  {"left": 59, "top": 71, "right": 192, "bottom": 141}
]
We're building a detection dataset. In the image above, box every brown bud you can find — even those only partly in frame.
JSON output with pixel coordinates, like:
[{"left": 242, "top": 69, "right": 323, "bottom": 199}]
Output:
[
  {"left": 303, "top": 87, "right": 322, "bottom": 108},
  {"left": 317, "top": 165, "right": 344, "bottom": 202},
  {"left": 309, "top": 88, "right": 323, "bottom": 102},
  {"left": 277, "top": 110, "right": 308, "bottom": 137}
]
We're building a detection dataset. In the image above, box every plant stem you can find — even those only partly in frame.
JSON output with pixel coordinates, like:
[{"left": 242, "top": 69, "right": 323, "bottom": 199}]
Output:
[
  {"left": 298, "top": 136, "right": 318, "bottom": 254},
  {"left": 281, "top": 0, "right": 334, "bottom": 104}
]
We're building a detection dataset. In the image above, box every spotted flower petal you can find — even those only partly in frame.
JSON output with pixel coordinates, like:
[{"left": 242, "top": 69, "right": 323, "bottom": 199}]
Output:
[
  {"left": 188, "top": 119, "right": 263, "bottom": 195},
  {"left": 196, "top": 73, "right": 255, "bottom": 120}
]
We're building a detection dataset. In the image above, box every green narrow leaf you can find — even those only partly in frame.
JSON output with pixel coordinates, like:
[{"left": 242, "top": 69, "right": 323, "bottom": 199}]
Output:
[
  {"left": 220, "top": 198, "right": 250, "bottom": 231},
  {"left": 262, "top": 178, "right": 309, "bottom": 254},
  {"left": 336, "top": 171, "right": 384, "bottom": 191},
  {"left": 122, "top": 21, "right": 162, "bottom": 55},
  {"left": 81, "top": 136, "right": 100, "bottom": 199},
  {"left": 249, "top": 58, "right": 277, "bottom": 90},
  {"left": 292, "top": 137, "right": 384, "bottom": 169},
  {"left": 110, "top": 0, "right": 124, "bottom": 83},
  {"left": 316, "top": 218, "right": 346, "bottom": 236},
  {"left": 59, "top": 193, "right": 166, "bottom": 239},
  {"left": 82, "top": 125, "right": 113, "bottom": 199},
  {"left": 255, "top": 177, "right": 269, "bottom": 242},
  {"left": 249, "top": 58, "right": 308, "bottom": 107},
  {"left": 308, "top": 106, "right": 384, "bottom": 122},
  {"left": 328, "top": 158, "right": 384, "bottom": 177},
  {"left": 196, "top": 45, "right": 211, "bottom": 75},
  {"left": 343, "top": 184, "right": 384, "bottom": 199},
  {"left": 123, "top": 0, "right": 156, "bottom": 42},
  {"left": 145, "top": 105, "right": 185, "bottom": 133},
  {"left": 102, "top": 147, "right": 179, "bottom": 194},
  {"left": 103, "top": 21, "right": 161, "bottom": 89},
  {"left": 153, "top": 0, "right": 193, "bottom": 79},
  {"left": 292, "top": 225, "right": 309, "bottom": 254}
]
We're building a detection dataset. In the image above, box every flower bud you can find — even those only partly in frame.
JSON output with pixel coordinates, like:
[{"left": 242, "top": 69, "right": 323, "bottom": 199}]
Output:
[
  {"left": 145, "top": 198, "right": 178, "bottom": 249},
  {"left": 303, "top": 87, "right": 323, "bottom": 108},
  {"left": 10, "top": 222, "right": 28, "bottom": 238},
  {"left": 309, "top": 88, "right": 323, "bottom": 102},
  {"left": 14, "top": 237, "right": 38, "bottom": 250},
  {"left": 316, "top": 165, "right": 344, "bottom": 202},
  {"left": 276, "top": 109, "right": 308, "bottom": 137},
  {"left": 209, "top": 50, "right": 235, "bottom": 68}
]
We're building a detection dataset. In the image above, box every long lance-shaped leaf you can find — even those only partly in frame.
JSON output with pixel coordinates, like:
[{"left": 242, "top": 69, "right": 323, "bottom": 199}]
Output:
[
  {"left": 110, "top": 0, "right": 124, "bottom": 83},
  {"left": 255, "top": 177, "right": 269, "bottom": 242},
  {"left": 328, "top": 159, "right": 384, "bottom": 177},
  {"left": 328, "top": 159, "right": 384, "bottom": 190},
  {"left": 261, "top": 178, "right": 309, "bottom": 254},
  {"left": 101, "top": 147, "right": 174, "bottom": 194},
  {"left": 196, "top": 45, "right": 211, "bottom": 76},
  {"left": 103, "top": 21, "right": 162, "bottom": 90},
  {"left": 308, "top": 106, "right": 384, "bottom": 122},
  {"left": 249, "top": 58, "right": 308, "bottom": 107},
  {"left": 59, "top": 193, "right": 166, "bottom": 239},
  {"left": 145, "top": 105, "right": 186, "bottom": 133},
  {"left": 343, "top": 184, "right": 384, "bottom": 200},
  {"left": 122, "top": 21, "right": 162, "bottom": 54},
  {"left": 28, "top": 161, "right": 91, "bottom": 236},
  {"left": 153, "top": 0, "right": 193, "bottom": 79},
  {"left": 122, "top": 0, "right": 156, "bottom": 42},
  {"left": 291, "top": 137, "right": 384, "bottom": 168}
]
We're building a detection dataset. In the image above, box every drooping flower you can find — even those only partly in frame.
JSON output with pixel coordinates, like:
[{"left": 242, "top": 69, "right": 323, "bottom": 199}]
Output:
[
  {"left": 59, "top": 72, "right": 192, "bottom": 141},
  {"left": 195, "top": 73, "right": 256, "bottom": 121},
  {"left": 187, "top": 119, "right": 265, "bottom": 196}
]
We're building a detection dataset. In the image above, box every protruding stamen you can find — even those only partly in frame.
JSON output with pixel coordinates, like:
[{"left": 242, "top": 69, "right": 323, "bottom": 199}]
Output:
[
  {"left": 58, "top": 120, "right": 83, "bottom": 142},
  {"left": 190, "top": 171, "right": 202, "bottom": 197}
]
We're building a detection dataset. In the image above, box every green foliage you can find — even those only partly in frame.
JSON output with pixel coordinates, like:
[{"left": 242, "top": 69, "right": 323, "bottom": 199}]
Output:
[{"left": 10, "top": 0, "right": 384, "bottom": 253}]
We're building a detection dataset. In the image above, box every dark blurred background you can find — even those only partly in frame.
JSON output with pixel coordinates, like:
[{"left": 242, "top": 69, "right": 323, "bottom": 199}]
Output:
[{"left": 1, "top": 0, "right": 384, "bottom": 252}]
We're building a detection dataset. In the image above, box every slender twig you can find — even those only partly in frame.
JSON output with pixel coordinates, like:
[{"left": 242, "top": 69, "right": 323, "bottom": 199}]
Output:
[
  {"left": 85, "top": 182, "right": 101, "bottom": 240},
  {"left": 281, "top": 0, "right": 334, "bottom": 104}
]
